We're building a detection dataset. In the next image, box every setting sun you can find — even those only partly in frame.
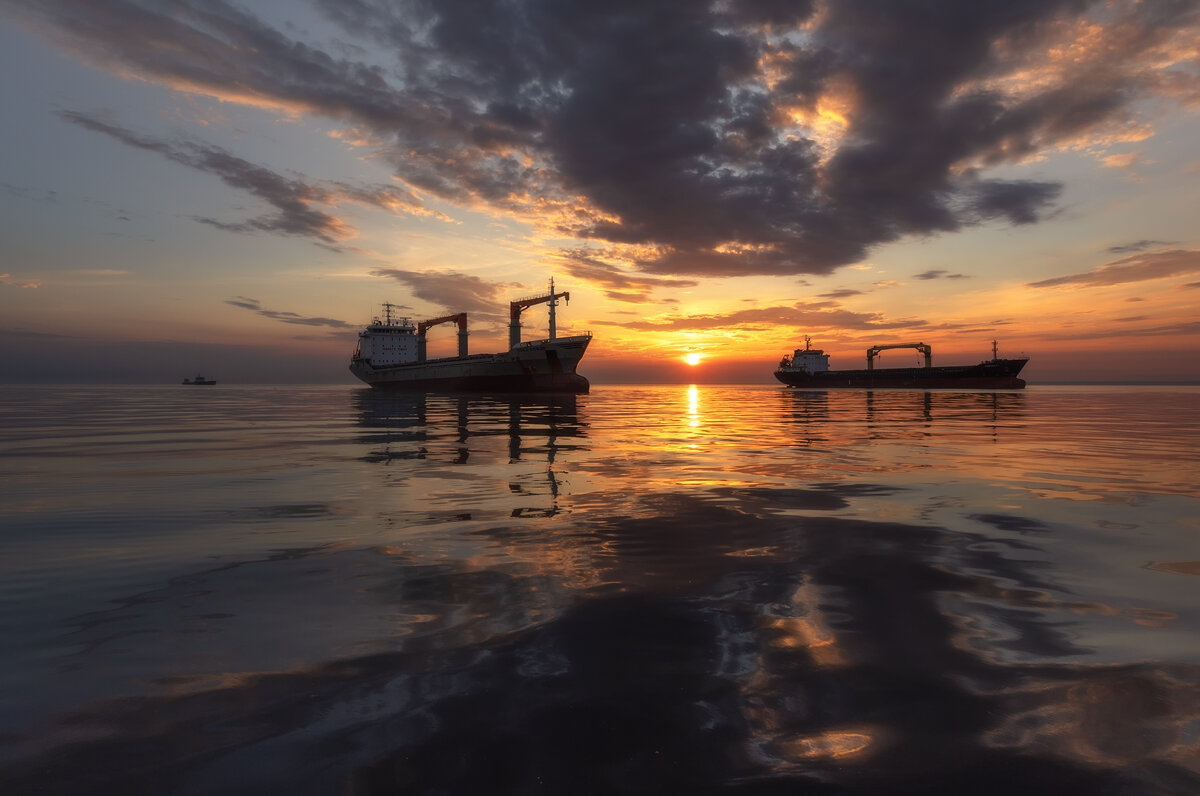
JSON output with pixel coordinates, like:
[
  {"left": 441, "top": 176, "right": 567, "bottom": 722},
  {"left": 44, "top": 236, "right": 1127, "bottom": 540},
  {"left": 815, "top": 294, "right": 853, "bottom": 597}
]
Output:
[{"left": 683, "top": 352, "right": 703, "bottom": 366}]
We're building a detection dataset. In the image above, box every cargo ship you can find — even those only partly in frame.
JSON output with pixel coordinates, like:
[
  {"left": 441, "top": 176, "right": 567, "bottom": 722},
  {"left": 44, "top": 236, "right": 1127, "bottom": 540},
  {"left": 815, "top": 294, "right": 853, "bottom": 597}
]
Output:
[
  {"left": 349, "top": 279, "right": 592, "bottom": 393},
  {"left": 775, "top": 338, "right": 1028, "bottom": 389}
]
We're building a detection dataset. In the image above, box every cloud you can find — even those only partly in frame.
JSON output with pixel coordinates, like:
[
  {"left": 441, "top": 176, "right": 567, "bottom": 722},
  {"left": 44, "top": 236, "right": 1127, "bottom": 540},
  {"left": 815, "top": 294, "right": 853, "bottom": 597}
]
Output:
[
  {"left": 0, "top": 327, "right": 72, "bottom": 338},
  {"left": 59, "top": 111, "right": 424, "bottom": 246},
  {"left": 557, "top": 251, "right": 698, "bottom": 303},
  {"left": 370, "top": 269, "right": 512, "bottom": 317},
  {"left": 1, "top": 182, "right": 57, "bottom": 203},
  {"left": 1107, "top": 239, "right": 1176, "bottom": 255},
  {"left": 13, "top": 0, "right": 1200, "bottom": 276},
  {"left": 1027, "top": 249, "right": 1200, "bottom": 288},
  {"left": 914, "top": 270, "right": 969, "bottom": 280},
  {"left": 0, "top": 274, "right": 40, "bottom": 288},
  {"left": 606, "top": 301, "right": 918, "bottom": 333},
  {"left": 818, "top": 289, "right": 864, "bottom": 299},
  {"left": 1038, "top": 319, "right": 1200, "bottom": 341},
  {"left": 225, "top": 297, "right": 355, "bottom": 329}
]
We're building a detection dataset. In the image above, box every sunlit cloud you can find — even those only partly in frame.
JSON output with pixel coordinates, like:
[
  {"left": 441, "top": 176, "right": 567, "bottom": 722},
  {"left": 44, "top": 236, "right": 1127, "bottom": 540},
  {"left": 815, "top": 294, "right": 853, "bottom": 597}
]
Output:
[
  {"left": 1027, "top": 249, "right": 1200, "bottom": 288},
  {"left": 606, "top": 302, "right": 917, "bottom": 333},
  {"left": 0, "top": 274, "right": 40, "bottom": 289},
  {"left": 1102, "top": 152, "right": 1141, "bottom": 169},
  {"left": 1036, "top": 320, "right": 1200, "bottom": 340}
]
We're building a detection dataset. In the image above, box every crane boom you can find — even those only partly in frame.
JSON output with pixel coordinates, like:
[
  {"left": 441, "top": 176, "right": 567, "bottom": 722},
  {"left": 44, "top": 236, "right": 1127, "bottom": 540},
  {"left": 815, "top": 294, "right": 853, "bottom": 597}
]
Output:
[
  {"left": 867, "top": 342, "right": 931, "bottom": 370},
  {"left": 417, "top": 313, "right": 467, "bottom": 336},
  {"left": 509, "top": 277, "right": 569, "bottom": 349},
  {"left": 416, "top": 313, "right": 468, "bottom": 361}
]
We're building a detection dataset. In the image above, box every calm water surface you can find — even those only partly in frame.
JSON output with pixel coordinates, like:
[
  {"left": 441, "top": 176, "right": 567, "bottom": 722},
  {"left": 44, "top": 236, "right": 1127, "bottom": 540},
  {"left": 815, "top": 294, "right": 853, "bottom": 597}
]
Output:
[{"left": 2, "top": 384, "right": 1199, "bottom": 794}]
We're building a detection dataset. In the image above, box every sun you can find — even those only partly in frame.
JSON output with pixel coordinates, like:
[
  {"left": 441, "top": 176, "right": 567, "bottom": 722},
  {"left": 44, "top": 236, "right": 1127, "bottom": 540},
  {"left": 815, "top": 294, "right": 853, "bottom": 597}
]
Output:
[{"left": 683, "top": 352, "right": 703, "bottom": 366}]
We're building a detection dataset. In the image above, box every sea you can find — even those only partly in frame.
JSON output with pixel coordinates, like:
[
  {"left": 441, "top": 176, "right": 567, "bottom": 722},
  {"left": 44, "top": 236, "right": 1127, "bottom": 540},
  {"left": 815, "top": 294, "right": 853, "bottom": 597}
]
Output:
[{"left": 1, "top": 384, "right": 1198, "bottom": 795}]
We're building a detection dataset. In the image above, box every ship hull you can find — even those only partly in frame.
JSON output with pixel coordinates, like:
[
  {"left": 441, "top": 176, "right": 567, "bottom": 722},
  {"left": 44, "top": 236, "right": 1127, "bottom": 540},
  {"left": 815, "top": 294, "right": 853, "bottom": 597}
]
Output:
[
  {"left": 775, "top": 358, "right": 1028, "bottom": 389},
  {"left": 350, "top": 335, "right": 592, "bottom": 393}
]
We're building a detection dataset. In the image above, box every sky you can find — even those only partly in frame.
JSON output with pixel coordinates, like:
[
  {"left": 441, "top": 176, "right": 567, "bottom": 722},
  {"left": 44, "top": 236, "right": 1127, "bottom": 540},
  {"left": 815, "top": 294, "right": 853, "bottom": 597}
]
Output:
[{"left": 1, "top": 0, "right": 1198, "bottom": 385}]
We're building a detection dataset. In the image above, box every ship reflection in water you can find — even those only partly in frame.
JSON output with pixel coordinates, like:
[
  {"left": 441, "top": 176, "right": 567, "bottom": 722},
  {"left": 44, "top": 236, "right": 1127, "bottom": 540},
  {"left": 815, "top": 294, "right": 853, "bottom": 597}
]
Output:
[{"left": 2, "top": 385, "right": 1198, "bottom": 794}]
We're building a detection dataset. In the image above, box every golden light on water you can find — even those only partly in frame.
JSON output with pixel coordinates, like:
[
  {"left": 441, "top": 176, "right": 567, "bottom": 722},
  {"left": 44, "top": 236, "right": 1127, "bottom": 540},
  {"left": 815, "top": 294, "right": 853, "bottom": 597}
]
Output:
[{"left": 687, "top": 384, "right": 700, "bottom": 429}]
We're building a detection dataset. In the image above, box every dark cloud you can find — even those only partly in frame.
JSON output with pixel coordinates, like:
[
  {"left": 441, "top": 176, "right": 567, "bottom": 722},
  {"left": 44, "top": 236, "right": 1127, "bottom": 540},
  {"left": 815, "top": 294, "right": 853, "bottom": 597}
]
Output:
[
  {"left": 914, "top": 270, "right": 969, "bottom": 280},
  {"left": 818, "top": 288, "right": 864, "bottom": 299},
  {"left": 1108, "top": 239, "right": 1177, "bottom": 255},
  {"left": 13, "top": 0, "right": 1199, "bottom": 276},
  {"left": 558, "top": 251, "right": 698, "bottom": 303},
  {"left": 1, "top": 182, "right": 58, "bottom": 203},
  {"left": 371, "top": 269, "right": 512, "bottom": 317},
  {"left": 225, "top": 297, "right": 355, "bottom": 329},
  {"left": 59, "top": 111, "right": 421, "bottom": 246},
  {"left": 1027, "top": 249, "right": 1200, "bottom": 288},
  {"left": 0, "top": 327, "right": 75, "bottom": 339}
]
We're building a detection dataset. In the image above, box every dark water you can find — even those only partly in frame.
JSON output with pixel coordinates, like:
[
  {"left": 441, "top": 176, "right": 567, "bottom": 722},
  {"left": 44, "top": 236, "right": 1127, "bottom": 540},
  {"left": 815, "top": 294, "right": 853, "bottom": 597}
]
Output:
[{"left": 2, "top": 384, "right": 1198, "bottom": 794}]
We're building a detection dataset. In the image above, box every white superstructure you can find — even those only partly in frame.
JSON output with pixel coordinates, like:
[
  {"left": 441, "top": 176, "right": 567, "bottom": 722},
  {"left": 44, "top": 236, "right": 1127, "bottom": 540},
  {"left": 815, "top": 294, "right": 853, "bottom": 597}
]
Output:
[
  {"left": 353, "top": 303, "right": 419, "bottom": 366},
  {"left": 778, "top": 336, "right": 830, "bottom": 374}
]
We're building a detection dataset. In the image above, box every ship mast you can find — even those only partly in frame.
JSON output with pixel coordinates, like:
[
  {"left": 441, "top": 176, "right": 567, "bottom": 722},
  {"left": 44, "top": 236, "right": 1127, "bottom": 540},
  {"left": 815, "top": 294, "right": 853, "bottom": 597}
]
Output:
[{"left": 382, "top": 302, "right": 399, "bottom": 325}]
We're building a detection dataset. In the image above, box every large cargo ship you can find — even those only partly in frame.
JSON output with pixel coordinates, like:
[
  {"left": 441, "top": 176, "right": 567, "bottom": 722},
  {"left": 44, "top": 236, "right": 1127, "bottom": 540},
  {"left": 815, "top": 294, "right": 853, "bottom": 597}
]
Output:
[
  {"left": 350, "top": 279, "right": 592, "bottom": 393},
  {"left": 775, "top": 338, "right": 1028, "bottom": 389}
]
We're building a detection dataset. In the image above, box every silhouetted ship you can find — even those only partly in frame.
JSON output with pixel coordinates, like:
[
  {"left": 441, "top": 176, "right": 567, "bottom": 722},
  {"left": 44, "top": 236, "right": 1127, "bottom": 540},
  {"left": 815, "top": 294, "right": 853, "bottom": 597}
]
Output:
[
  {"left": 350, "top": 279, "right": 592, "bottom": 393},
  {"left": 775, "top": 338, "right": 1028, "bottom": 389},
  {"left": 182, "top": 374, "right": 216, "bottom": 385}
]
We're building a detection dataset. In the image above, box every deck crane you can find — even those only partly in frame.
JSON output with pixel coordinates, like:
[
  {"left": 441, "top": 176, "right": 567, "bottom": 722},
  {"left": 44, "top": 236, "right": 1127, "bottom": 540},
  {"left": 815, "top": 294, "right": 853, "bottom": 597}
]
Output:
[
  {"left": 509, "top": 277, "right": 569, "bottom": 349},
  {"left": 866, "top": 342, "right": 931, "bottom": 370},
  {"left": 416, "top": 313, "right": 468, "bottom": 362}
]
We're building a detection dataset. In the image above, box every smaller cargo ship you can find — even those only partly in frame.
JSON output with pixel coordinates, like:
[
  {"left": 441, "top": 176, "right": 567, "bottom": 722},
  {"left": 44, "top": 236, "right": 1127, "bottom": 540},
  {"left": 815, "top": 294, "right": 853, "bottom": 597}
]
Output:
[
  {"left": 775, "top": 338, "right": 1028, "bottom": 389},
  {"left": 350, "top": 278, "right": 591, "bottom": 393},
  {"left": 182, "top": 374, "right": 216, "bottom": 385}
]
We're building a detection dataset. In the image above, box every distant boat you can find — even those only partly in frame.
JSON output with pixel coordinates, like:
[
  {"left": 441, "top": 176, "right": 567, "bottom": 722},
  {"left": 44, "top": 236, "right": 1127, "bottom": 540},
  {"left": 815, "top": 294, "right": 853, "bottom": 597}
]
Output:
[
  {"left": 182, "top": 374, "right": 217, "bottom": 385},
  {"left": 775, "top": 338, "right": 1028, "bottom": 389}
]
